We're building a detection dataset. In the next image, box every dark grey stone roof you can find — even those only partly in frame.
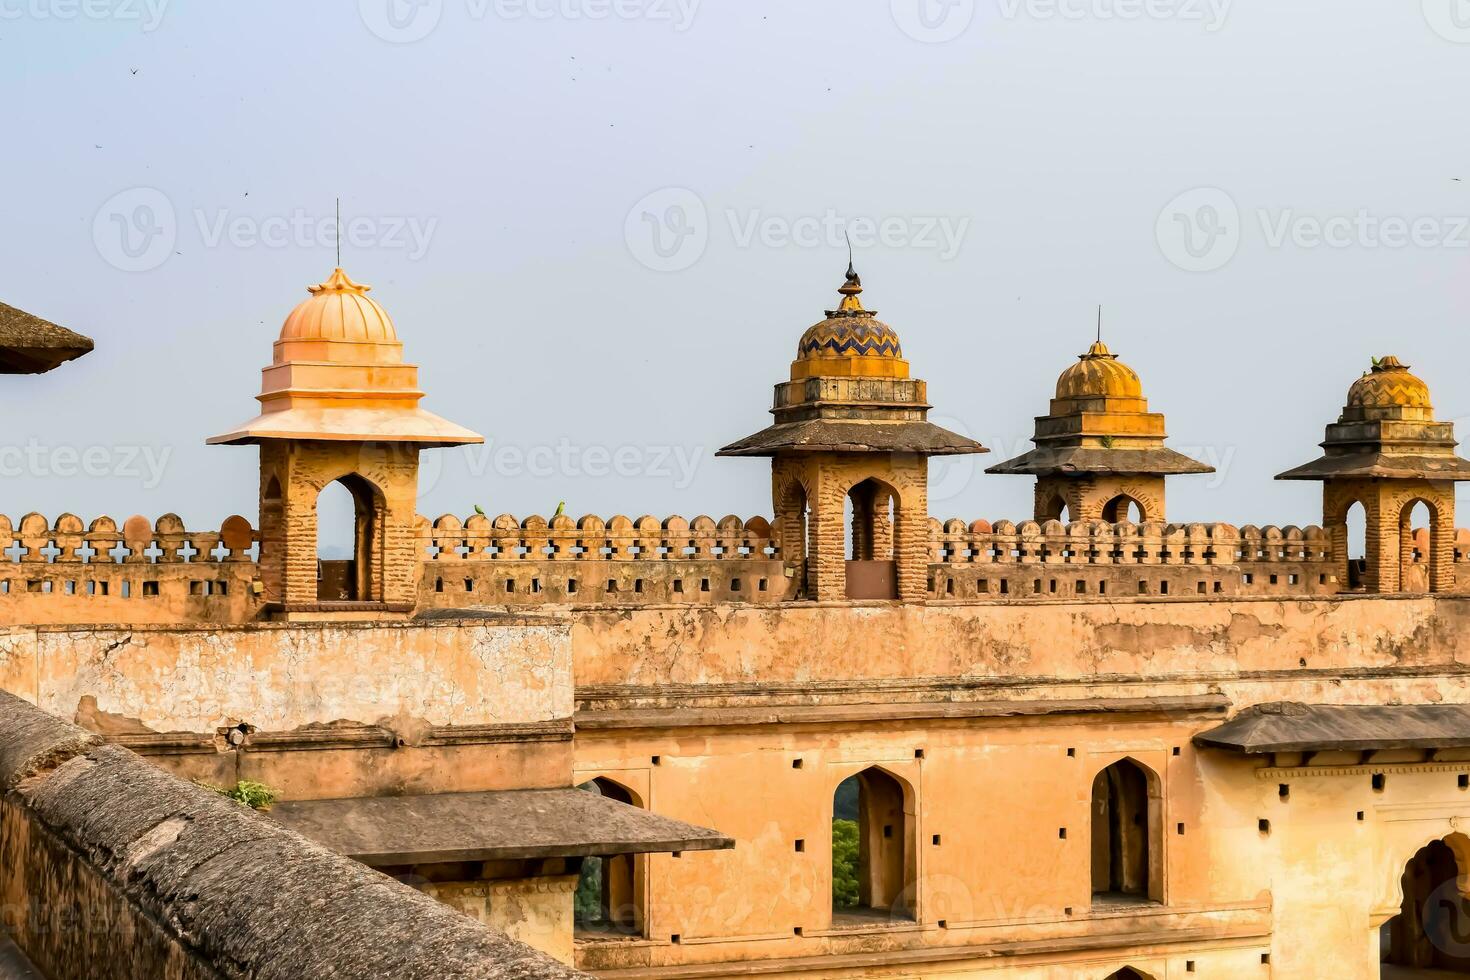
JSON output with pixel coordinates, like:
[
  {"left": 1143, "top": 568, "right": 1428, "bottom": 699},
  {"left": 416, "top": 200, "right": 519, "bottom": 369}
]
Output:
[
  {"left": 0, "top": 690, "right": 587, "bottom": 979},
  {"left": 272, "top": 788, "right": 735, "bottom": 865},
  {"left": 0, "top": 301, "right": 93, "bottom": 374},
  {"left": 988, "top": 446, "right": 1214, "bottom": 477},
  {"left": 1194, "top": 701, "right": 1470, "bottom": 754},
  {"left": 1276, "top": 452, "right": 1470, "bottom": 482},
  {"left": 718, "top": 419, "right": 987, "bottom": 457}
]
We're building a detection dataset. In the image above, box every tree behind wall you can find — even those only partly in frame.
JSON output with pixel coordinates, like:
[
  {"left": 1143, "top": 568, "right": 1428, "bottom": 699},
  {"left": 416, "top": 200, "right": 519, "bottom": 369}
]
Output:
[{"left": 832, "top": 819, "right": 859, "bottom": 909}]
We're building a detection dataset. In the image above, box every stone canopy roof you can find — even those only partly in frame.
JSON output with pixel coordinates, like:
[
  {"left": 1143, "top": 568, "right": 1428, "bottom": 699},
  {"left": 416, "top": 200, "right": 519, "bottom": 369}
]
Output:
[
  {"left": 1278, "top": 356, "right": 1470, "bottom": 482},
  {"left": 988, "top": 340, "right": 1211, "bottom": 479},
  {"left": 209, "top": 268, "right": 481, "bottom": 447},
  {"left": 720, "top": 267, "right": 987, "bottom": 459},
  {"left": 0, "top": 301, "right": 93, "bottom": 374},
  {"left": 1194, "top": 702, "right": 1470, "bottom": 754},
  {"left": 271, "top": 788, "right": 734, "bottom": 865}
]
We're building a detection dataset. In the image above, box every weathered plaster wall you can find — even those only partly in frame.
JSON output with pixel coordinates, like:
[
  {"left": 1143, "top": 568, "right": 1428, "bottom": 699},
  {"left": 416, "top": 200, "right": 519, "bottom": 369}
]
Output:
[
  {"left": 569, "top": 597, "right": 1470, "bottom": 979},
  {"left": 0, "top": 618, "right": 576, "bottom": 799},
  {"left": 0, "top": 690, "right": 586, "bottom": 980}
]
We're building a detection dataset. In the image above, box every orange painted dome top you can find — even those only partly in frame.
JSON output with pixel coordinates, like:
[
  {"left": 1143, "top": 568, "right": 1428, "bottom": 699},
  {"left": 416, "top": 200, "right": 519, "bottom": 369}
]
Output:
[
  {"left": 1055, "top": 341, "right": 1143, "bottom": 400},
  {"left": 1346, "top": 356, "right": 1432, "bottom": 411},
  {"left": 278, "top": 268, "right": 397, "bottom": 344},
  {"left": 791, "top": 265, "right": 907, "bottom": 380}
]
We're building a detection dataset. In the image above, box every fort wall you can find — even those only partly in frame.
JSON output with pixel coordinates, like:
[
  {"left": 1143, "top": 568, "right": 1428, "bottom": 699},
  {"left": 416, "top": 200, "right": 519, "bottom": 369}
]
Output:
[{"left": 0, "top": 689, "right": 585, "bottom": 980}]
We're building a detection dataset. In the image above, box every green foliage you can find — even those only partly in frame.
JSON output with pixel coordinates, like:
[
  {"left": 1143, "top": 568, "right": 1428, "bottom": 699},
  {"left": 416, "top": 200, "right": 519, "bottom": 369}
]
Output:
[
  {"left": 831, "top": 819, "right": 860, "bottom": 909},
  {"left": 202, "top": 780, "right": 277, "bottom": 811},
  {"left": 574, "top": 857, "right": 605, "bottom": 924}
]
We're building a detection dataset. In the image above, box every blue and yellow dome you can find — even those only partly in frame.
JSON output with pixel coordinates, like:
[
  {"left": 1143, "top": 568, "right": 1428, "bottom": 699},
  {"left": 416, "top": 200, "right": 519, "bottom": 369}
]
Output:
[{"left": 791, "top": 266, "right": 908, "bottom": 380}]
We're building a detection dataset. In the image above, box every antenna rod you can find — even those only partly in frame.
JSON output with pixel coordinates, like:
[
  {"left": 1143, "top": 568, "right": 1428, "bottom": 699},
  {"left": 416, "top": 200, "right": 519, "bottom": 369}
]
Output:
[
  {"left": 845, "top": 230, "right": 854, "bottom": 277},
  {"left": 1096, "top": 305, "right": 1102, "bottom": 344},
  {"left": 335, "top": 197, "right": 342, "bottom": 268}
]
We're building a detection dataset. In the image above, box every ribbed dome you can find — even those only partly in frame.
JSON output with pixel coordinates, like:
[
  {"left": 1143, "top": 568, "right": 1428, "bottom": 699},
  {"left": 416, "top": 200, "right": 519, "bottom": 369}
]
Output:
[
  {"left": 1347, "top": 356, "right": 1432, "bottom": 410},
  {"left": 278, "top": 268, "right": 397, "bottom": 343},
  {"left": 1055, "top": 341, "right": 1143, "bottom": 399}
]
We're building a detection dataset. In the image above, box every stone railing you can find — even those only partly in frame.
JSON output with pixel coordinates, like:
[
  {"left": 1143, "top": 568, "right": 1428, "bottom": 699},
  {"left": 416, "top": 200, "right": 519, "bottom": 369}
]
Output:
[
  {"left": 415, "top": 513, "right": 795, "bottom": 606},
  {"left": 0, "top": 689, "right": 585, "bottom": 980},
  {"left": 0, "top": 513, "right": 262, "bottom": 623},
  {"left": 4, "top": 509, "right": 1468, "bottom": 623}
]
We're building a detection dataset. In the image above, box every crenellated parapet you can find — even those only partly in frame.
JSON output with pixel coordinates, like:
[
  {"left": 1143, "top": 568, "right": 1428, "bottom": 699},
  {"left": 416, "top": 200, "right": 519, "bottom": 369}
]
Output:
[
  {"left": 0, "top": 513, "right": 262, "bottom": 623},
  {"left": 415, "top": 513, "right": 794, "bottom": 607}
]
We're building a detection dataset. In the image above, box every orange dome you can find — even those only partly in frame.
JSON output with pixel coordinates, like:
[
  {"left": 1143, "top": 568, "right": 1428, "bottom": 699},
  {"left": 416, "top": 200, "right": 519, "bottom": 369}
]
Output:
[
  {"left": 1055, "top": 341, "right": 1142, "bottom": 399},
  {"left": 278, "top": 268, "right": 397, "bottom": 343},
  {"left": 790, "top": 265, "right": 907, "bottom": 380},
  {"left": 1347, "top": 356, "right": 1432, "bottom": 410}
]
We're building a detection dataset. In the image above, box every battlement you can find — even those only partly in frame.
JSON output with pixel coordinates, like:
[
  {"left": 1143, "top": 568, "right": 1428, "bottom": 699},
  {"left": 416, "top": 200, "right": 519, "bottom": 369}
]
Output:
[{"left": 5, "top": 509, "right": 1466, "bottom": 625}]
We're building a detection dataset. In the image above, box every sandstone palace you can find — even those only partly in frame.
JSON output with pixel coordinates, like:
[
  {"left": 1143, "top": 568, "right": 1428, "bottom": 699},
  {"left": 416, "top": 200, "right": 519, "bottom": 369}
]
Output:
[{"left": 1, "top": 262, "right": 1468, "bottom": 980}]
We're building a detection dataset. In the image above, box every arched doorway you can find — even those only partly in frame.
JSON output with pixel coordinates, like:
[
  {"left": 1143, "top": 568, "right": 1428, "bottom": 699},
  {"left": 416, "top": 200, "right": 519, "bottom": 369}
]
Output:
[
  {"left": 1102, "top": 494, "right": 1144, "bottom": 524},
  {"left": 845, "top": 478, "right": 899, "bottom": 600},
  {"left": 832, "top": 767, "right": 913, "bottom": 921},
  {"left": 777, "top": 479, "right": 811, "bottom": 597},
  {"left": 1040, "top": 492, "right": 1070, "bottom": 524},
  {"left": 1091, "top": 758, "right": 1162, "bottom": 904},
  {"left": 1343, "top": 499, "right": 1368, "bottom": 590},
  {"left": 1103, "top": 970, "right": 1151, "bottom": 980},
  {"left": 316, "top": 474, "right": 383, "bottom": 602},
  {"left": 574, "top": 778, "right": 645, "bottom": 936},
  {"left": 1399, "top": 499, "right": 1436, "bottom": 594},
  {"left": 1381, "top": 838, "right": 1470, "bottom": 974}
]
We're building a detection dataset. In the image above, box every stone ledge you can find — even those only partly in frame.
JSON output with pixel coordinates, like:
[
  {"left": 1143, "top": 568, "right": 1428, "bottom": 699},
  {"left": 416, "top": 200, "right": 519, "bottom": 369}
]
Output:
[{"left": 0, "top": 690, "right": 587, "bottom": 980}]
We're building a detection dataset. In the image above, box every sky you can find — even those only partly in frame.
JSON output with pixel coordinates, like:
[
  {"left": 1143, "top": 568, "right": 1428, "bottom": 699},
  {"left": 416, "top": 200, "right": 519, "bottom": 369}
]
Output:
[{"left": 3, "top": 0, "right": 1470, "bottom": 546}]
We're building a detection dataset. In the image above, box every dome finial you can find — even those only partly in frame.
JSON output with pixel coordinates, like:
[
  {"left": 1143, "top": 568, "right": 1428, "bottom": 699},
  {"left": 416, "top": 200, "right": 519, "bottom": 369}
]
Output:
[{"left": 836, "top": 231, "right": 865, "bottom": 314}]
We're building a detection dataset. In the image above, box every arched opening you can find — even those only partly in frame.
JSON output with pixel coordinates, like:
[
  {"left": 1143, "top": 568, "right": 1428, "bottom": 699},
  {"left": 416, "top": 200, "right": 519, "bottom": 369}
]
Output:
[
  {"left": 1343, "top": 500, "right": 1368, "bottom": 590},
  {"left": 1091, "top": 758, "right": 1162, "bottom": 904},
  {"left": 845, "top": 478, "right": 899, "bottom": 600},
  {"left": 832, "top": 767, "right": 913, "bottom": 922},
  {"left": 1103, "top": 970, "right": 1152, "bottom": 980},
  {"left": 777, "top": 479, "right": 811, "bottom": 598},
  {"left": 1399, "top": 499, "right": 1436, "bottom": 594},
  {"left": 316, "top": 474, "right": 383, "bottom": 602},
  {"left": 574, "top": 778, "right": 645, "bottom": 937},
  {"left": 1382, "top": 838, "right": 1470, "bottom": 975},
  {"left": 1041, "top": 493, "right": 1070, "bottom": 523},
  {"left": 1101, "top": 495, "right": 1144, "bottom": 524}
]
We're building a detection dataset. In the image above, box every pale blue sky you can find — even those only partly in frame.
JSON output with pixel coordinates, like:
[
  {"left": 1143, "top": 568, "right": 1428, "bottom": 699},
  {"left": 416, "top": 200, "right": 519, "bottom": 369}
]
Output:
[{"left": 4, "top": 0, "right": 1470, "bottom": 537}]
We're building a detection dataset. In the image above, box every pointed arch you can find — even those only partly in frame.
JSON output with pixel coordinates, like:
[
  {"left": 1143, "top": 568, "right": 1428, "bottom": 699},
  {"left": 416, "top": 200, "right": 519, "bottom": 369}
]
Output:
[
  {"left": 315, "top": 472, "right": 387, "bottom": 602},
  {"left": 1090, "top": 757, "right": 1163, "bottom": 904},
  {"left": 1101, "top": 494, "right": 1145, "bottom": 524},
  {"left": 574, "top": 776, "right": 646, "bottom": 936},
  {"left": 1382, "top": 833, "right": 1470, "bottom": 971},
  {"left": 844, "top": 476, "right": 901, "bottom": 600},
  {"left": 832, "top": 765, "right": 915, "bottom": 921}
]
